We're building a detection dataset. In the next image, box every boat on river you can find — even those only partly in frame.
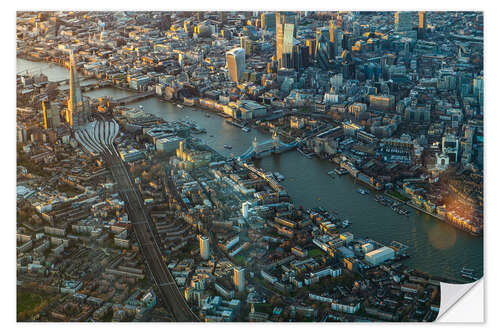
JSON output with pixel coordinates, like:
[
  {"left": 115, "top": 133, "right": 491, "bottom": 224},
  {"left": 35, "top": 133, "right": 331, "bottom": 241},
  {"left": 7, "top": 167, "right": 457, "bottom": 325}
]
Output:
[{"left": 357, "top": 188, "right": 369, "bottom": 195}]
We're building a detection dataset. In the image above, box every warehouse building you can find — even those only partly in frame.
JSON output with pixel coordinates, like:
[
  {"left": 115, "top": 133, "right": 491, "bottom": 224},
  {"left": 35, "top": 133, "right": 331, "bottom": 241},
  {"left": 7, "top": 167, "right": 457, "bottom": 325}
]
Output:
[{"left": 365, "top": 246, "right": 395, "bottom": 266}]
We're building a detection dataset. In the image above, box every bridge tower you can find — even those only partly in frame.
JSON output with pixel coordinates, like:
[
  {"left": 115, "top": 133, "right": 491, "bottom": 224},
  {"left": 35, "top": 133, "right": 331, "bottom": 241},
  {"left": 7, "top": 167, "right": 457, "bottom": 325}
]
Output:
[
  {"left": 272, "top": 129, "right": 280, "bottom": 152},
  {"left": 253, "top": 136, "right": 259, "bottom": 154}
]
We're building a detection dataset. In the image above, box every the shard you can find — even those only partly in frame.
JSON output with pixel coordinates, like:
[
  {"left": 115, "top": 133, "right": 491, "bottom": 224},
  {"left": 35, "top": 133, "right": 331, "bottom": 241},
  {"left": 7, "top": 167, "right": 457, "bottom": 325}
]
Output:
[{"left": 66, "top": 50, "right": 89, "bottom": 128}]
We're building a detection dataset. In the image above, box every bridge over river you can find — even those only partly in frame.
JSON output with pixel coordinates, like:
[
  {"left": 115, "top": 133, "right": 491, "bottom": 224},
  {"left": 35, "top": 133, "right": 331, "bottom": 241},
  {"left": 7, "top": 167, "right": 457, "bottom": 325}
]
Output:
[{"left": 239, "top": 129, "right": 300, "bottom": 160}]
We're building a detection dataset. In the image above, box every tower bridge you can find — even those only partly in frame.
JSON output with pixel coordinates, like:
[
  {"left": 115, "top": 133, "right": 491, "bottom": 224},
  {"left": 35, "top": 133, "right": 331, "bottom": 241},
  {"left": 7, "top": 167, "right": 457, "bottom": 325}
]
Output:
[{"left": 239, "top": 129, "right": 300, "bottom": 160}]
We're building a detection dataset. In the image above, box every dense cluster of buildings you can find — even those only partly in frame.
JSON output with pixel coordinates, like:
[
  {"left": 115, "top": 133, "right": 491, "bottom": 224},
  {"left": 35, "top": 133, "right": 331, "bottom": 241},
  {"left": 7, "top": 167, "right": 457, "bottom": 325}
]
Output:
[{"left": 16, "top": 10, "right": 482, "bottom": 322}]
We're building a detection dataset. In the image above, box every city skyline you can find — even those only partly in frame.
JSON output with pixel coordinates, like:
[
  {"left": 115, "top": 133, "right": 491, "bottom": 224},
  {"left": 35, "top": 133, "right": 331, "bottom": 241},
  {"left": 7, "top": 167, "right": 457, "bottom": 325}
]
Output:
[{"left": 16, "top": 10, "right": 483, "bottom": 323}]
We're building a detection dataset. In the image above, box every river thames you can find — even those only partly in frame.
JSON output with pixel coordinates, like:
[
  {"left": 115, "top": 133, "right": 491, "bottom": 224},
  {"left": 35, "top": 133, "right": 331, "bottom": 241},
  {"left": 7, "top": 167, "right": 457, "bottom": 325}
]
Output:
[{"left": 17, "top": 58, "right": 483, "bottom": 281}]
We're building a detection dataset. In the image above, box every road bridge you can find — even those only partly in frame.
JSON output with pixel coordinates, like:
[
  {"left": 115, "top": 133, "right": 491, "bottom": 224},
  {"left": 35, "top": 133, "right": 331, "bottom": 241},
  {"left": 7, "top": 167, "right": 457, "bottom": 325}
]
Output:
[
  {"left": 239, "top": 129, "right": 299, "bottom": 160},
  {"left": 112, "top": 91, "right": 155, "bottom": 105}
]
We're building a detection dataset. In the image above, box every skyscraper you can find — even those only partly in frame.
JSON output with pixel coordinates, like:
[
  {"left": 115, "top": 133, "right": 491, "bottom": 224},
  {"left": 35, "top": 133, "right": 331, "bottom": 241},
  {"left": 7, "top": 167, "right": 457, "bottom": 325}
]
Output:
[
  {"left": 394, "top": 11, "right": 414, "bottom": 33},
  {"left": 199, "top": 235, "right": 210, "bottom": 260},
  {"left": 276, "top": 12, "right": 284, "bottom": 64},
  {"left": 42, "top": 100, "right": 60, "bottom": 130},
  {"left": 418, "top": 11, "right": 427, "bottom": 39},
  {"left": 275, "top": 12, "right": 297, "bottom": 68},
  {"left": 233, "top": 266, "right": 245, "bottom": 292},
  {"left": 226, "top": 48, "right": 245, "bottom": 83},
  {"left": 315, "top": 27, "right": 330, "bottom": 70},
  {"left": 352, "top": 21, "right": 360, "bottom": 38},
  {"left": 261, "top": 12, "right": 275, "bottom": 31},
  {"left": 418, "top": 11, "right": 426, "bottom": 29},
  {"left": 66, "top": 50, "right": 89, "bottom": 128}
]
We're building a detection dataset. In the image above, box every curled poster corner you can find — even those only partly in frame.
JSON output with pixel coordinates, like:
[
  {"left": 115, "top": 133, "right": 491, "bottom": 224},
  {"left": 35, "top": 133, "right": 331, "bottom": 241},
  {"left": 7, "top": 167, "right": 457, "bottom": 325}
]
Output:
[{"left": 436, "top": 278, "right": 484, "bottom": 322}]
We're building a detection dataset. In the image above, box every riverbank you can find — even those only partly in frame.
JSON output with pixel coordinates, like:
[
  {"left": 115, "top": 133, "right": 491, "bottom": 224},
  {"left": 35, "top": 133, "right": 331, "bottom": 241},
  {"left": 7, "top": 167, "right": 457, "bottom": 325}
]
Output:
[{"left": 16, "top": 57, "right": 484, "bottom": 281}]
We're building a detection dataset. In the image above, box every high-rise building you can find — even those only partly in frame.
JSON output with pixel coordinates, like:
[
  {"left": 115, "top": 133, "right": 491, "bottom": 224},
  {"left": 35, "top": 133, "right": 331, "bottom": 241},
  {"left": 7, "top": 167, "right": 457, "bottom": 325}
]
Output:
[
  {"left": 226, "top": 48, "right": 245, "bottom": 83},
  {"left": 329, "top": 21, "right": 343, "bottom": 59},
  {"left": 276, "top": 13, "right": 284, "bottom": 64},
  {"left": 66, "top": 51, "right": 89, "bottom": 128},
  {"left": 240, "top": 37, "right": 256, "bottom": 57},
  {"left": 394, "top": 11, "right": 414, "bottom": 33},
  {"left": 352, "top": 21, "right": 360, "bottom": 37},
  {"left": 261, "top": 12, "right": 275, "bottom": 31},
  {"left": 241, "top": 201, "right": 250, "bottom": 218},
  {"left": 275, "top": 12, "right": 297, "bottom": 68},
  {"left": 418, "top": 11, "right": 427, "bottom": 39},
  {"left": 233, "top": 266, "right": 245, "bottom": 292},
  {"left": 316, "top": 27, "right": 330, "bottom": 70},
  {"left": 42, "top": 100, "right": 60, "bottom": 130},
  {"left": 418, "top": 11, "right": 426, "bottom": 29},
  {"left": 329, "top": 20, "right": 336, "bottom": 43},
  {"left": 199, "top": 235, "right": 210, "bottom": 260}
]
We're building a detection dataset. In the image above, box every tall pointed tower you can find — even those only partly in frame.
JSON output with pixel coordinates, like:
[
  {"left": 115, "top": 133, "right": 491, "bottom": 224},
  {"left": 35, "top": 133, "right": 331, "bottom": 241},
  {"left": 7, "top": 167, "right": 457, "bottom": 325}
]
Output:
[
  {"left": 67, "top": 50, "right": 88, "bottom": 128},
  {"left": 272, "top": 129, "right": 279, "bottom": 152}
]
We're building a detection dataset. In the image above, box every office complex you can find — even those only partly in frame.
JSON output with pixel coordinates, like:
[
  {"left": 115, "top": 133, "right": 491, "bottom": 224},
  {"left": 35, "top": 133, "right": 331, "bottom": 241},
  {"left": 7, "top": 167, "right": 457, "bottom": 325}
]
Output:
[
  {"left": 261, "top": 12, "right": 275, "bottom": 31},
  {"left": 394, "top": 11, "right": 414, "bottom": 33},
  {"left": 226, "top": 47, "right": 245, "bottom": 83}
]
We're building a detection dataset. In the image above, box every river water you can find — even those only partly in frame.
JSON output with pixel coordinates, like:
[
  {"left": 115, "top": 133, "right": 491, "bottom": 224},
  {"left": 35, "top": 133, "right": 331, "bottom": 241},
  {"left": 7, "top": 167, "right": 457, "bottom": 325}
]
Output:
[{"left": 17, "top": 58, "right": 484, "bottom": 281}]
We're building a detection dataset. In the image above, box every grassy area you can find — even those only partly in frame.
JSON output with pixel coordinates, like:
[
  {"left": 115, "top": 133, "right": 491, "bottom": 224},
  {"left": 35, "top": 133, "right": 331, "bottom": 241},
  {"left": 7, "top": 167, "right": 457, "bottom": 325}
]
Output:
[
  {"left": 387, "top": 190, "right": 410, "bottom": 202},
  {"left": 17, "top": 290, "right": 51, "bottom": 321},
  {"left": 308, "top": 248, "right": 326, "bottom": 258},
  {"left": 233, "top": 255, "right": 246, "bottom": 266},
  {"left": 17, "top": 292, "right": 43, "bottom": 313}
]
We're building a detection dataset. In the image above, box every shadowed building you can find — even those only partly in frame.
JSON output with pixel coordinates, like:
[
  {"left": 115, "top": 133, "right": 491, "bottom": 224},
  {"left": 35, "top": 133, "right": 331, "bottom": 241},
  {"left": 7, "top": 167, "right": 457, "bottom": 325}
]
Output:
[{"left": 42, "top": 100, "right": 60, "bottom": 129}]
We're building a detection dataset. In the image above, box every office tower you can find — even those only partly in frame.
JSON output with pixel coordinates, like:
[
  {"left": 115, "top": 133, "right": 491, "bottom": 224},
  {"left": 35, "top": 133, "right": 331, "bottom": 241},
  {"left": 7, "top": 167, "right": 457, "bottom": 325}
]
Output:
[
  {"left": 66, "top": 51, "right": 89, "bottom": 128},
  {"left": 418, "top": 11, "right": 426, "bottom": 39},
  {"left": 183, "top": 20, "right": 191, "bottom": 34},
  {"left": 199, "top": 235, "right": 210, "bottom": 260},
  {"left": 276, "top": 13, "right": 284, "bottom": 64},
  {"left": 336, "top": 14, "right": 343, "bottom": 28},
  {"left": 280, "top": 23, "right": 295, "bottom": 68},
  {"left": 418, "top": 11, "right": 426, "bottom": 30},
  {"left": 42, "top": 100, "right": 60, "bottom": 130},
  {"left": 316, "top": 27, "right": 330, "bottom": 70},
  {"left": 293, "top": 44, "right": 309, "bottom": 70},
  {"left": 306, "top": 39, "right": 316, "bottom": 59},
  {"left": 329, "top": 20, "right": 336, "bottom": 43},
  {"left": 394, "top": 11, "right": 414, "bottom": 33},
  {"left": 261, "top": 12, "right": 275, "bottom": 31},
  {"left": 226, "top": 47, "right": 245, "bottom": 83},
  {"left": 342, "top": 32, "right": 353, "bottom": 52},
  {"left": 329, "top": 20, "right": 344, "bottom": 57},
  {"left": 234, "top": 266, "right": 245, "bottom": 292},
  {"left": 352, "top": 21, "right": 360, "bottom": 37},
  {"left": 275, "top": 12, "right": 297, "bottom": 68},
  {"left": 240, "top": 36, "right": 255, "bottom": 57}
]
